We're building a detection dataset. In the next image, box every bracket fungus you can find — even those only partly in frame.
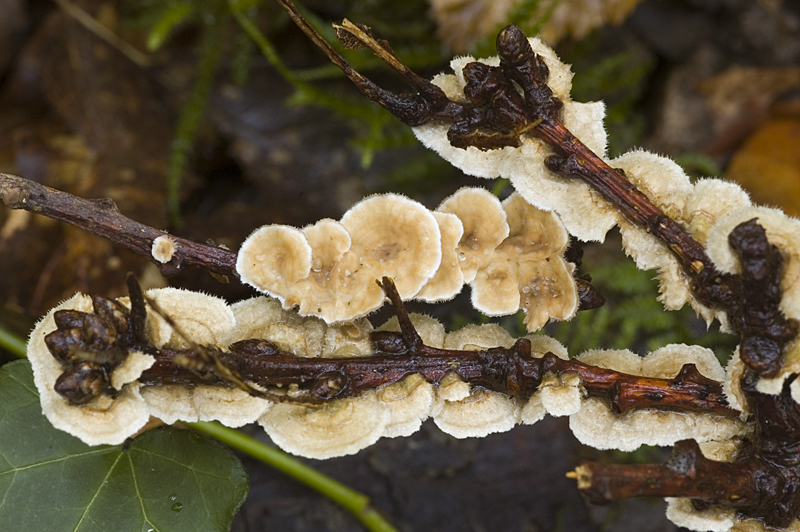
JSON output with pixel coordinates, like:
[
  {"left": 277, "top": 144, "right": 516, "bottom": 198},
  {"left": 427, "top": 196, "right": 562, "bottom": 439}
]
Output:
[
  {"left": 570, "top": 345, "right": 748, "bottom": 452},
  {"left": 412, "top": 37, "right": 611, "bottom": 242},
  {"left": 237, "top": 193, "right": 442, "bottom": 323},
  {"left": 29, "top": 294, "right": 153, "bottom": 446},
  {"left": 15, "top": 4, "right": 800, "bottom": 530},
  {"left": 435, "top": 187, "right": 577, "bottom": 331},
  {"left": 151, "top": 234, "right": 177, "bottom": 264},
  {"left": 237, "top": 186, "right": 577, "bottom": 331}
]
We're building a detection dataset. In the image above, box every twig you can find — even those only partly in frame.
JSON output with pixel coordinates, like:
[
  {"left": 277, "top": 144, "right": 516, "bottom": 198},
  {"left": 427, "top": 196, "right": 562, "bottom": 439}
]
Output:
[
  {"left": 54, "top": 0, "right": 151, "bottom": 68},
  {"left": 48, "top": 275, "right": 735, "bottom": 416},
  {"left": 269, "top": 3, "right": 800, "bottom": 524},
  {"left": 0, "top": 173, "right": 237, "bottom": 278}
]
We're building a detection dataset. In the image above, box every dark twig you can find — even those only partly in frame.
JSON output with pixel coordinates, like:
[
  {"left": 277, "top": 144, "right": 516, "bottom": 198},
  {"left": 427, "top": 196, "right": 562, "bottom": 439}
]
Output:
[
  {"left": 271, "top": 4, "right": 800, "bottom": 525},
  {"left": 0, "top": 173, "right": 238, "bottom": 278},
  {"left": 573, "top": 222, "right": 800, "bottom": 527},
  {"left": 47, "top": 275, "right": 735, "bottom": 417}
]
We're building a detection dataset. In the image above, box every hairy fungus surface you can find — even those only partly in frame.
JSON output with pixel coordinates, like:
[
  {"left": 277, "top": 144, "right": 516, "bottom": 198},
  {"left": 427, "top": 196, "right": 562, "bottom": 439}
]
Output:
[
  {"left": 237, "top": 194, "right": 442, "bottom": 323},
  {"left": 29, "top": 293, "right": 152, "bottom": 446},
  {"left": 236, "top": 225, "right": 313, "bottom": 299},
  {"left": 260, "top": 394, "right": 391, "bottom": 460},
  {"left": 414, "top": 211, "right": 465, "bottom": 302},
  {"left": 412, "top": 38, "right": 611, "bottom": 242},
  {"left": 570, "top": 346, "right": 747, "bottom": 451},
  {"left": 151, "top": 234, "right": 177, "bottom": 264},
  {"left": 612, "top": 151, "right": 753, "bottom": 326},
  {"left": 434, "top": 188, "right": 577, "bottom": 331},
  {"left": 437, "top": 187, "right": 508, "bottom": 283}
]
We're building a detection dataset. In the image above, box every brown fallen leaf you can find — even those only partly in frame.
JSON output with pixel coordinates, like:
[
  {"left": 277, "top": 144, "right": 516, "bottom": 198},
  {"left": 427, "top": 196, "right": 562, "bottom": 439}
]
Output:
[
  {"left": 429, "top": 0, "right": 643, "bottom": 52},
  {"left": 726, "top": 115, "right": 800, "bottom": 218}
]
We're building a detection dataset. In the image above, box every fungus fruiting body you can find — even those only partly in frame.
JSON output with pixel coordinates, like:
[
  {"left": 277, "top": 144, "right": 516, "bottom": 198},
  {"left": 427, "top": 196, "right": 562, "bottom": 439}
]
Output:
[
  {"left": 151, "top": 234, "right": 177, "bottom": 264},
  {"left": 237, "top": 188, "right": 579, "bottom": 330},
  {"left": 17, "top": 8, "right": 800, "bottom": 531}
]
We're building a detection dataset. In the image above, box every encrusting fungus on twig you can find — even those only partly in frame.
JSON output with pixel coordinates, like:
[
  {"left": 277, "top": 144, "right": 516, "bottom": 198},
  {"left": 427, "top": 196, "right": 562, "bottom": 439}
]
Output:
[
  {"left": 6, "top": 1, "right": 800, "bottom": 529},
  {"left": 30, "top": 274, "right": 737, "bottom": 461},
  {"left": 30, "top": 272, "right": 734, "bottom": 458},
  {"left": 271, "top": 1, "right": 800, "bottom": 529}
]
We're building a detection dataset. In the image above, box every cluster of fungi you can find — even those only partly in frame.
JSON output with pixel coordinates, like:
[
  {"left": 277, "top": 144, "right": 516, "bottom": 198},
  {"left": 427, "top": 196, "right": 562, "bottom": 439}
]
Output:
[{"left": 2, "top": 1, "right": 800, "bottom": 530}]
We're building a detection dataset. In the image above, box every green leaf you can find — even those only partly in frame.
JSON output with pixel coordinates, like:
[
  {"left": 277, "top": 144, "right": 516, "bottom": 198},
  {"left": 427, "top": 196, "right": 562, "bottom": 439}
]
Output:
[{"left": 0, "top": 360, "right": 248, "bottom": 532}]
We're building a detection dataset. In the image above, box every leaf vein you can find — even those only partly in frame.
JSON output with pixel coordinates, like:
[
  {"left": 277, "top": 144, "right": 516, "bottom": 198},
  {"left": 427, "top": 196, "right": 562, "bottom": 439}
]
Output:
[
  {"left": 127, "top": 451, "right": 159, "bottom": 532},
  {"left": 72, "top": 451, "right": 124, "bottom": 532},
  {"left": 0, "top": 448, "right": 114, "bottom": 476}
]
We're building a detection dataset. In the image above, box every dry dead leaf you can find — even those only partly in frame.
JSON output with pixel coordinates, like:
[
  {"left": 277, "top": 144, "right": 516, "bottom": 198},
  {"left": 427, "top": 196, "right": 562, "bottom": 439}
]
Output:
[
  {"left": 726, "top": 116, "right": 800, "bottom": 218},
  {"left": 429, "top": 0, "right": 643, "bottom": 52}
]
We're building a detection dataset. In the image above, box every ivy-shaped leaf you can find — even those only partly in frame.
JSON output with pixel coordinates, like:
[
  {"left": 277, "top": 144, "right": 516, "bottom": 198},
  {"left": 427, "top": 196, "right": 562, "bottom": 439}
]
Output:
[{"left": 0, "top": 360, "right": 248, "bottom": 532}]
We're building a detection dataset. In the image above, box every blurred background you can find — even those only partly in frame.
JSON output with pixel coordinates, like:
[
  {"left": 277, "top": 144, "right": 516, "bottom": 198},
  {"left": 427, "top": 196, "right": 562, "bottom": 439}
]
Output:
[{"left": 0, "top": 0, "right": 799, "bottom": 530}]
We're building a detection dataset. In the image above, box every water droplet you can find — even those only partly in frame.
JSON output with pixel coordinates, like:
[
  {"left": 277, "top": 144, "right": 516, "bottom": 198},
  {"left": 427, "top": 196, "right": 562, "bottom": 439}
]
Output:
[
  {"left": 172, "top": 502, "right": 183, "bottom": 512},
  {"left": 169, "top": 493, "right": 177, "bottom": 501},
  {"left": 458, "top": 252, "right": 466, "bottom": 261},
  {"left": 522, "top": 286, "right": 530, "bottom": 294}
]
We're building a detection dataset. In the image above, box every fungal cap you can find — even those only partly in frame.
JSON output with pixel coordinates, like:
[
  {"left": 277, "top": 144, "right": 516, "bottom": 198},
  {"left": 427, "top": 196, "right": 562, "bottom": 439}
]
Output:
[
  {"left": 377, "top": 374, "right": 436, "bottom": 438},
  {"left": 236, "top": 225, "right": 312, "bottom": 302},
  {"left": 538, "top": 373, "right": 583, "bottom": 417},
  {"left": 436, "top": 371, "right": 471, "bottom": 402},
  {"left": 28, "top": 294, "right": 149, "bottom": 446},
  {"left": 415, "top": 211, "right": 465, "bottom": 302},
  {"left": 259, "top": 393, "right": 390, "bottom": 459},
  {"left": 151, "top": 234, "right": 176, "bottom": 264},
  {"left": 340, "top": 193, "right": 442, "bottom": 298},
  {"left": 516, "top": 259, "right": 577, "bottom": 331},
  {"left": 570, "top": 346, "right": 746, "bottom": 451},
  {"left": 192, "top": 385, "right": 271, "bottom": 427},
  {"left": 466, "top": 193, "right": 577, "bottom": 329},
  {"left": 444, "top": 323, "right": 516, "bottom": 350},
  {"left": 722, "top": 349, "right": 750, "bottom": 417},
  {"left": 143, "top": 287, "right": 236, "bottom": 348},
  {"left": 139, "top": 385, "right": 198, "bottom": 425},
  {"left": 322, "top": 318, "right": 373, "bottom": 358},
  {"left": 569, "top": 397, "right": 747, "bottom": 452},
  {"left": 433, "top": 387, "right": 520, "bottom": 438},
  {"left": 665, "top": 498, "right": 736, "bottom": 532},
  {"left": 291, "top": 219, "right": 351, "bottom": 316},
  {"left": 437, "top": 187, "right": 508, "bottom": 283}
]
